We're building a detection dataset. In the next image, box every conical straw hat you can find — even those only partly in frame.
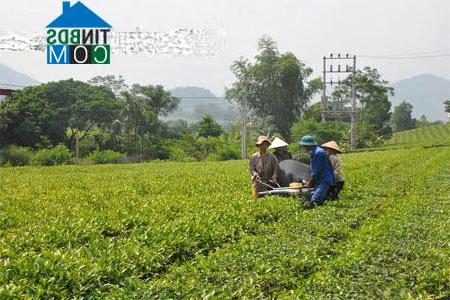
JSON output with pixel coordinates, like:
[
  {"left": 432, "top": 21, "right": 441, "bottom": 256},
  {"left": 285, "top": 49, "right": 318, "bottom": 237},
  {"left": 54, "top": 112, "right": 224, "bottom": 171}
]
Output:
[
  {"left": 269, "top": 137, "right": 289, "bottom": 149},
  {"left": 321, "top": 141, "right": 342, "bottom": 153}
]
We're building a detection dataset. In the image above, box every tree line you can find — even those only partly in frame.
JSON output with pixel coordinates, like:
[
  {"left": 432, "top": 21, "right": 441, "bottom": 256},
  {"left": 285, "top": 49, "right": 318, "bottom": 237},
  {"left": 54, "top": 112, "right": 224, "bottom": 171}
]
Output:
[
  {"left": 1, "top": 36, "right": 444, "bottom": 166},
  {"left": 0, "top": 75, "right": 241, "bottom": 165}
]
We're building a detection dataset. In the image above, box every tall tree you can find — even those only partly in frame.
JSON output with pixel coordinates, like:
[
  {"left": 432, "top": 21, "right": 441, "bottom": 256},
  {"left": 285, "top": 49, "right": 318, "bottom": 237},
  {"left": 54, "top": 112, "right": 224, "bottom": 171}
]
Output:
[
  {"left": 198, "top": 115, "right": 224, "bottom": 138},
  {"left": 0, "top": 79, "right": 120, "bottom": 150},
  {"left": 0, "top": 86, "right": 47, "bottom": 147},
  {"left": 332, "top": 67, "right": 394, "bottom": 138},
  {"left": 303, "top": 102, "right": 323, "bottom": 122},
  {"left": 391, "top": 101, "right": 416, "bottom": 132},
  {"left": 88, "top": 75, "right": 128, "bottom": 96},
  {"left": 120, "top": 91, "right": 155, "bottom": 156},
  {"left": 444, "top": 100, "right": 450, "bottom": 123},
  {"left": 119, "top": 84, "right": 179, "bottom": 157},
  {"left": 225, "top": 36, "right": 321, "bottom": 140},
  {"left": 131, "top": 84, "right": 180, "bottom": 118},
  {"left": 417, "top": 114, "right": 429, "bottom": 127}
]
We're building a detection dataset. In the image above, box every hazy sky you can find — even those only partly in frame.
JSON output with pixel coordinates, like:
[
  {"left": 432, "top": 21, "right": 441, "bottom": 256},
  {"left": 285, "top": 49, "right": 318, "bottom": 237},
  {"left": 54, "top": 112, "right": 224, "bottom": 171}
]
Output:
[{"left": 0, "top": 0, "right": 449, "bottom": 95}]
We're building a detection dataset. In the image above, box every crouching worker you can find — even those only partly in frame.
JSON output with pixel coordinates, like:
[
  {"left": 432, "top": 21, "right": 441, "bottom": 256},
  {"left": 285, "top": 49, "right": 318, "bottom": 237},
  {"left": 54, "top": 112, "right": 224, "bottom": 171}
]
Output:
[
  {"left": 249, "top": 136, "right": 279, "bottom": 198},
  {"left": 299, "top": 135, "right": 335, "bottom": 207},
  {"left": 269, "top": 137, "right": 292, "bottom": 162},
  {"left": 322, "top": 141, "right": 345, "bottom": 200}
]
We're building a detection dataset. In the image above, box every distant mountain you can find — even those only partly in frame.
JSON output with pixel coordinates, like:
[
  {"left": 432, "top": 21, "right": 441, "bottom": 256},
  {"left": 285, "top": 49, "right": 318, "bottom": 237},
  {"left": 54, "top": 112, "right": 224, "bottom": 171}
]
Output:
[
  {"left": 170, "top": 86, "right": 216, "bottom": 99},
  {"left": 168, "top": 86, "right": 238, "bottom": 122},
  {"left": 0, "top": 63, "right": 39, "bottom": 90},
  {"left": 391, "top": 74, "right": 450, "bottom": 121}
]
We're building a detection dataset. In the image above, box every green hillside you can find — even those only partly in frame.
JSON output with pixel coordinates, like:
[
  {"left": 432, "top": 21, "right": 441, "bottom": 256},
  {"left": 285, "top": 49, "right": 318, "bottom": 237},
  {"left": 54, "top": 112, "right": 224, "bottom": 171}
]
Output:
[{"left": 385, "top": 123, "right": 450, "bottom": 147}]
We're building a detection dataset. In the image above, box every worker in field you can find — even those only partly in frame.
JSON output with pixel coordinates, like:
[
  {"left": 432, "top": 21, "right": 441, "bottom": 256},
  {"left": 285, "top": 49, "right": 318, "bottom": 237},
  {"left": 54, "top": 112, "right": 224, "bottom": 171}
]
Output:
[
  {"left": 269, "top": 137, "right": 292, "bottom": 162},
  {"left": 322, "top": 141, "right": 345, "bottom": 200},
  {"left": 249, "top": 136, "right": 280, "bottom": 198},
  {"left": 299, "top": 135, "right": 335, "bottom": 207}
]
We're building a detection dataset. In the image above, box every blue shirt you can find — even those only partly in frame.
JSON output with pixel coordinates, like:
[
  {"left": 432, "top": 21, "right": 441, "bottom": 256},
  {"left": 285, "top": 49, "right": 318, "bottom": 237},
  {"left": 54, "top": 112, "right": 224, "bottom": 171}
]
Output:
[{"left": 310, "top": 146, "right": 335, "bottom": 185}]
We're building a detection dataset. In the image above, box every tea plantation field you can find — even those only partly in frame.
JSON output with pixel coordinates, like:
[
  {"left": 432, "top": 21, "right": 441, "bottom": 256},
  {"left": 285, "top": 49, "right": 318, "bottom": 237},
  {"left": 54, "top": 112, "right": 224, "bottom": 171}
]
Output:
[
  {"left": 386, "top": 123, "right": 450, "bottom": 147},
  {"left": 1, "top": 147, "right": 449, "bottom": 298}
]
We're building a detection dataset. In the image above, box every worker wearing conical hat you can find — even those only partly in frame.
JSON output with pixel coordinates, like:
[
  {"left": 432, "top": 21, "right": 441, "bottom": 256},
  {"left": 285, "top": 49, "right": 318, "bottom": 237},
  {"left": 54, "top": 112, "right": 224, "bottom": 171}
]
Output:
[
  {"left": 269, "top": 137, "right": 292, "bottom": 162},
  {"left": 249, "top": 136, "right": 280, "bottom": 198},
  {"left": 321, "top": 141, "right": 345, "bottom": 200}
]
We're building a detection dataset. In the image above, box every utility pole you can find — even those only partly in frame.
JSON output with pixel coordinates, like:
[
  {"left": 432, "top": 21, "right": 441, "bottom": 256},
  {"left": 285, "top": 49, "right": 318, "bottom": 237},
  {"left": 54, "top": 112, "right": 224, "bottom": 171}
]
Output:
[
  {"left": 350, "top": 55, "right": 357, "bottom": 150},
  {"left": 241, "top": 85, "right": 248, "bottom": 159},
  {"left": 322, "top": 56, "right": 327, "bottom": 122},
  {"left": 322, "top": 53, "right": 358, "bottom": 149}
]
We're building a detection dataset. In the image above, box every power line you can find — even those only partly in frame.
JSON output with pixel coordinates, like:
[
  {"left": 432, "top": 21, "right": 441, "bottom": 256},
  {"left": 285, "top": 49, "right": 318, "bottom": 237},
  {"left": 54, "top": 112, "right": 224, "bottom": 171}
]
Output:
[
  {"left": 359, "top": 49, "right": 450, "bottom": 60},
  {"left": 0, "top": 82, "right": 28, "bottom": 88},
  {"left": 0, "top": 83, "right": 227, "bottom": 99},
  {"left": 360, "top": 54, "right": 450, "bottom": 60},
  {"left": 361, "top": 48, "right": 450, "bottom": 57}
]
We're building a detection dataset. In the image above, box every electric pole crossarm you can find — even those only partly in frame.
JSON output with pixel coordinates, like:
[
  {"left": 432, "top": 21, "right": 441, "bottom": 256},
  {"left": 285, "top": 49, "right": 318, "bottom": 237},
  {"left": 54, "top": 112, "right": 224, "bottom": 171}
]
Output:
[{"left": 322, "top": 54, "right": 357, "bottom": 150}]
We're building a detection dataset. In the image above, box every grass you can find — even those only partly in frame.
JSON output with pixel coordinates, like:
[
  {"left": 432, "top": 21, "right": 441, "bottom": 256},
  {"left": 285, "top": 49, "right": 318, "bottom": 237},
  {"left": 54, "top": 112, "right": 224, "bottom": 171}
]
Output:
[{"left": 0, "top": 148, "right": 449, "bottom": 298}]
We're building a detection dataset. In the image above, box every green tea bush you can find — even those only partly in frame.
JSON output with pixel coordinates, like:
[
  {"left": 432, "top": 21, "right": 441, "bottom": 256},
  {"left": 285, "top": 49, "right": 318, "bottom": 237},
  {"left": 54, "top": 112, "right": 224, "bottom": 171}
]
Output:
[
  {"left": 0, "top": 145, "right": 33, "bottom": 166},
  {"left": 216, "top": 146, "right": 240, "bottom": 161},
  {"left": 87, "top": 150, "right": 125, "bottom": 164},
  {"left": 1, "top": 147, "right": 449, "bottom": 298},
  {"left": 169, "top": 148, "right": 196, "bottom": 162},
  {"left": 33, "top": 144, "right": 72, "bottom": 166}
]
